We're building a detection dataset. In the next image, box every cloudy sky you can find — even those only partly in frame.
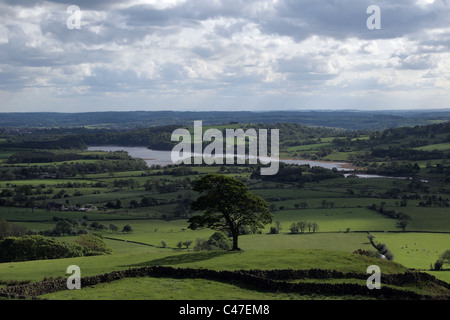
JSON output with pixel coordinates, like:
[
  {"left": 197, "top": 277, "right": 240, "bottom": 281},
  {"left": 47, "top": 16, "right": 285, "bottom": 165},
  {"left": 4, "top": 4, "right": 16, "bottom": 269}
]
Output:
[{"left": 0, "top": 0, "right": 449, "bottom": 112}]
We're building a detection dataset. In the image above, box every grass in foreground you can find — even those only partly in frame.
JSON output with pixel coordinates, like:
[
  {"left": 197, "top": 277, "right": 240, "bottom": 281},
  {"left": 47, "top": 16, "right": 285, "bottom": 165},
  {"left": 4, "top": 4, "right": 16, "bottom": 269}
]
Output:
[
  {"left": 41, "top": 276, "right": 375, "bottom": 300},
  {"left": 35, "top": 249, "right": 449, "bottom": 300},
  {"left": 0, "top": 247, "right": 407, "bottom": 285}
]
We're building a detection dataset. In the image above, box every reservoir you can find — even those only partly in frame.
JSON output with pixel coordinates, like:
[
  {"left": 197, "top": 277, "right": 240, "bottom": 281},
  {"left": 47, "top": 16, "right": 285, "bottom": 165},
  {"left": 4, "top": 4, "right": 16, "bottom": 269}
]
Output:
[
  {"left": 87, "top": 145, "right": 352, "bottom": 171},
  {"left": 87, "top": 146, "right": 422, "bottom": 181}
]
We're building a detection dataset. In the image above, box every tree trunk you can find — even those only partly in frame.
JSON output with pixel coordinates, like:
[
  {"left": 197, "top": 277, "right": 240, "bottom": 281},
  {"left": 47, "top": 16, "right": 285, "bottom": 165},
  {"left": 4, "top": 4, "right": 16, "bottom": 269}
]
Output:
[{"left": 231, "top": 232, "right": 240, "bottom": 251}]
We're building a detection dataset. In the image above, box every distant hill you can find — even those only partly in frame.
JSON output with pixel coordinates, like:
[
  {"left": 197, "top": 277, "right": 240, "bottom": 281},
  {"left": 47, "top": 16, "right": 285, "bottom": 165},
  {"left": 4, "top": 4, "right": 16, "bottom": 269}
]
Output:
[{"left": 0, "top": 110, "right": 449, "bottom": 130}]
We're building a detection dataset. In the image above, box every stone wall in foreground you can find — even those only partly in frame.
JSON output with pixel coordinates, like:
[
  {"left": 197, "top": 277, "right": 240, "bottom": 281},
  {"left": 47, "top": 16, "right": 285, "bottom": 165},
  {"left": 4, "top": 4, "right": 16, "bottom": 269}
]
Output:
[{"left": 0, "top": 266, "right": 449, "bottom": 300}]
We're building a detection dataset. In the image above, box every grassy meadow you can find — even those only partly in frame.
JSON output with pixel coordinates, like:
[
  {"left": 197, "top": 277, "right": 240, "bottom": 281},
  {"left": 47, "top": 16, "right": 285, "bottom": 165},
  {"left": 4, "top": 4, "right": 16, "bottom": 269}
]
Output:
[{"left": 0, "top": 141, "right": 449, "bottom": 300}]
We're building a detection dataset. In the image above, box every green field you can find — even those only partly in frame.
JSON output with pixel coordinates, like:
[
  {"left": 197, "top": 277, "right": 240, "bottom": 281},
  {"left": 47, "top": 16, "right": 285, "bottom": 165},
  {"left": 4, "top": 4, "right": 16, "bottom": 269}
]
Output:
[
  {"left": 10, "top": 245, "right": 448, "bottom": 300},
  {"left": 286, "top": 143, "right": 333, "bottom": 152},
  {"left": 0, "top": 247, "right": 411, "bottom": 300},
  {"left": 1, "top": 123, "right": 450, "bottom": 301},
  {"left": 370, "top": 232, "right": 450, "bottom": 270},
  {"left": 43, "top": 277, "right": 331, "bottom": 300},
  {"left": 414, "top": 143, "right": 450, "bottom": 152}
]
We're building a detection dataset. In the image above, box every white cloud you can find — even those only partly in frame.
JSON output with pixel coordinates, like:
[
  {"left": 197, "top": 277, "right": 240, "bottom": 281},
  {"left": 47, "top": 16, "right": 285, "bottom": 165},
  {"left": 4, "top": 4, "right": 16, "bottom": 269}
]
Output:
[
  {"left": 0, "top": 24, "right": 9, "bottom": 44},
  {"left": 0, "top": 0, "right": 450, "bottom": 112}
]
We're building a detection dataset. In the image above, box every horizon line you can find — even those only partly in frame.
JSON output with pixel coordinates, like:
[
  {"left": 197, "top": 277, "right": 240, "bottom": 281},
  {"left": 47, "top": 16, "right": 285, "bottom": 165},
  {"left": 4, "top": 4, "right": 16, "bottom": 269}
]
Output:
[{"left": 1, "top": 108, "right": 450, "bottom": 114}]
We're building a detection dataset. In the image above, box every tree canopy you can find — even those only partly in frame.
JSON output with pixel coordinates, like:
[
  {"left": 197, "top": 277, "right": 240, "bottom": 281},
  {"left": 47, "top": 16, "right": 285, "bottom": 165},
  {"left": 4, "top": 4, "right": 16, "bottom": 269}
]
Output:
[{"left": 188, "top": 174, "right": 272, "bottom": 251}]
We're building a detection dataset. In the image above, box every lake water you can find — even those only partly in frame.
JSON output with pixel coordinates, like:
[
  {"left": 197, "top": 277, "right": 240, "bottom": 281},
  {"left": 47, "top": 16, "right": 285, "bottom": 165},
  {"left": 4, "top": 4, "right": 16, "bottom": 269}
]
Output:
[
  {"left": 89, "top": 146, "right": 177, "bottom": 167},
  {"left": 87, "top": 145, "right": 352, "bottom": 171},
  {"left": 87, "top": 145, "right": 422, "bottom": 181}
]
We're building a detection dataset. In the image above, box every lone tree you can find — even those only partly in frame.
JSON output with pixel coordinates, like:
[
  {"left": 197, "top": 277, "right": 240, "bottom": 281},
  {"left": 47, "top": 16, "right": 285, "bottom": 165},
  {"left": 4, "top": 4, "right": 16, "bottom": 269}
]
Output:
[
  {"left": 396, "top": 214, "right": 412, "bottom": 232},
  {"left": 441, "top": 249, "right": 450, "bottom": 266},
  {"left": 109, "top": 224, "right": 119, "bottom": 233},
  {"left": 122, "top": 224, "right": 133, "bottom": 233},
  {"left": 55, "top": 220, "right": 72, "bottom": 236},
  {"left": 188, "top": 174, "right": 272, "bottom": 251}
]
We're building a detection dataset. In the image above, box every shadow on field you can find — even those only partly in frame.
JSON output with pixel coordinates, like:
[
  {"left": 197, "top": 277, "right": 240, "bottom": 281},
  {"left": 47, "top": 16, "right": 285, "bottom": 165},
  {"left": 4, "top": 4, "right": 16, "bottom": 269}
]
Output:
[{"left": 121, "top": 250, "right": 235, "bottom": 268}]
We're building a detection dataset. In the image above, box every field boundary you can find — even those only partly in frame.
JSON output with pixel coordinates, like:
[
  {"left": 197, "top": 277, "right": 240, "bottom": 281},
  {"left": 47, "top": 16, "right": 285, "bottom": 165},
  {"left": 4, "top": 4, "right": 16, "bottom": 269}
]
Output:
[
  {"left": 103, "top": 236, "right": 160, "bottom": 248},
  {"left": 1, "top": 266, "right": 449, "bottom": 300}
]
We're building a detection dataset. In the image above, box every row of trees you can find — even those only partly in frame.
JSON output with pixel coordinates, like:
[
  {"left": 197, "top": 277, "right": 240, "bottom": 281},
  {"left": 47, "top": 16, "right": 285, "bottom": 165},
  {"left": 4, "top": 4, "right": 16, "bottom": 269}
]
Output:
[
  {"left": 366, "top": 203, "right": 412, "bottom": 231},
  {"left": 0, "top": 135, "right": 86, "bottom": 150},
  {"left": 367, "top": 233, "right": 394, "bottom": 261},
  {"left": 289, "top": 221, "right": 319, "bottom": 234},
  {"left": 114, "top": 176, "right": 193, "bottom": 191},
  {"left": 364, "top": 161, "right": 422, "bottom": 176},
  {"left": 417, "top": 195, "right": 449, "bottom": 208},
  {"left": 251, "top": 163, "right": 344, "bottom": 183},
  {"left": 269, "top": 221, "right": 320, "bottom": 234},
  {"left": 34, "top": 218, "right": 133, "bottom": 237},
  {"left": 0, "top": 156, "right": 148, "bottom": 181},
  {"left": 7, "top": 151, "right": 84, "bottom": 164},
  {"left": 168, "top": 232, "right": 234, "bottom": 252},
  {"left": 144, "top": 178, "right": 192, "bottom": 193}
]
